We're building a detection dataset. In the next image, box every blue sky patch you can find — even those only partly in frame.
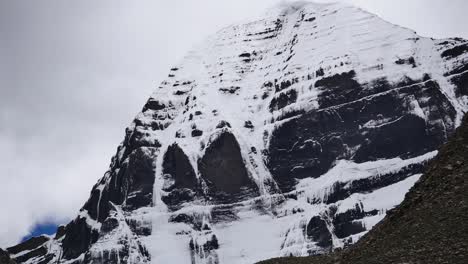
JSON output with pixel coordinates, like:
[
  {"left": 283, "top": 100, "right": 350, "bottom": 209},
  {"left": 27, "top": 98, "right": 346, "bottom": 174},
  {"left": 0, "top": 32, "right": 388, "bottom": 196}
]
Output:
[{"left": 21, "top": 223, "right": 59, "bottom": 242}]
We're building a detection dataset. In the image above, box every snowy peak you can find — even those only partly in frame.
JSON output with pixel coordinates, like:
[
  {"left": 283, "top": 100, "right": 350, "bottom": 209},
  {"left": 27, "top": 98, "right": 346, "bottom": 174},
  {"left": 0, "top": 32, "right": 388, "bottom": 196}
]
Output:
[{"left": 6, "top": 2, "right": 468, "bottom": 264}]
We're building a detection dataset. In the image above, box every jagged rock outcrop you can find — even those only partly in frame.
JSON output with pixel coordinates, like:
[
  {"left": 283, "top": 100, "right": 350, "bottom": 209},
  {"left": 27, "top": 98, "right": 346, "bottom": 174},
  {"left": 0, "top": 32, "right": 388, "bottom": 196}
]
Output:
[
  {"left": 6, "top": 1, "right": 468, "bottom": 264},
  {"left": 0, "top": 249, "right": 16, "bottom": 264}
]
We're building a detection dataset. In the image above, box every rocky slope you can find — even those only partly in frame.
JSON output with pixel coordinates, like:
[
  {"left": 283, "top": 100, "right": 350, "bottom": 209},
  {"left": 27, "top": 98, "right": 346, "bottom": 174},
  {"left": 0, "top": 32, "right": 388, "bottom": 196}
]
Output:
[
  {"left": 5, "top": 1, "right": 468, "bottom": 264},
  {"left": 258, "top": 113, "right": 468, "bottom": 264},
  {"left": 0, "top": 249, "right": 16, "bottom": 264}
]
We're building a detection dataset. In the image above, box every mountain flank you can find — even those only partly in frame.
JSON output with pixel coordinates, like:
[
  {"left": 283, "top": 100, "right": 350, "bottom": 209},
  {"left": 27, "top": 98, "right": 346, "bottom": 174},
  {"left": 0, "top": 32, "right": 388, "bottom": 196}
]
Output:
[{"left": 258, "top": 114, "right": 468, "bottom": 263}]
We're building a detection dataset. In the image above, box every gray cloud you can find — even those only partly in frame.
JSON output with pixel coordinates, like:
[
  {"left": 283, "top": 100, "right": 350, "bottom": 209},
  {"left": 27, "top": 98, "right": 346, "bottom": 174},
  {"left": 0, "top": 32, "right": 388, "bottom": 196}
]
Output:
[{"left": 0, "top": 0, "right": 467, "bottom": 247}]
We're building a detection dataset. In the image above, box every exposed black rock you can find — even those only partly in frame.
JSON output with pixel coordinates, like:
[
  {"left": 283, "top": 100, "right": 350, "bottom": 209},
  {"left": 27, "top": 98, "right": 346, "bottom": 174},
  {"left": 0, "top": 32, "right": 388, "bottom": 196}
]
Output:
[
  {"left": 441, "top": 43, "right": 468, "bottom": 58},
  {"left": 175, "top": 90, "right": 188, "bottom": 95},
  {"left": 268, "top": 78, "right": 457, "bottom": 192},
  {"left": 191, "top": 129, "right": 203, "bottom": 137},
  {"left": 269, "top": 89, "right": 298, "bottom": 111},
  {"left": 275, "top": 79, "right": 293, "bottom": 93},
  {"left": 315, "top": 70, "right": 361, "bottom": 108},
  {"left": 198, "top": 132, "right": 259, "bottom": 202},
  {"left": 322, "top": 161, "right": 428, "bottom": 204},
  {"left": 114, "top": 147, "right": 157, "bottom": 211},
  {"left": 203, "top": 235, "right": 219, "bottom": 251},
  {"left": 331, "top": 204, "right": 376, "bottom": 239},
  {"left": 61, "top": 217, "right": 99, "bottom": 260},
  {"left": 354, "top": 114, "right": 428, "bottom": 161},
  {"left": 306, "top": 216, "right": 332, "bottom": 249},
  {"left": 395, "top": 56, "right": 416, "bottom": 67},
  {"left": 216, "top": 120, "right": 231, "bottom": 129},
  {"left": 0, "top": 249, "right": 15, "bottom": 264},
  {"left": 161, "top": 143, "right": 200, "bottom": 208},
  {"left": 162, "top": 144, "right": 198, "bottom": 191},
  {"left": 5, "top": 237, "right": 50, "bottom": 264},
  {"left": 14, "top": 247, "right": 48, "bottom": 264},
  {"left": 219, "top": 86, "right": 241, "bottom": 94},
  {"left": 142, "top": 98, "right": 166, "bottom": 112},
  {"left": 161, "top": 188, "right": 198, "bottom": 210},
  {"left": 7, "top": 236, "right": 49, "bottom": 256},
  {"left": 450, "top": 70, "right": 468, "bottom": 96},
  {"left": 244, "top": 120, "right": 254, "bottom": 129},
  {"left": 100, "top": 217, "right": 119, "bottom": 234},
  {"left": 127, "top": 218, "right": 151, "bottom": 237},
  {"left": 55, "top": 225, "right": 66, "bottom": 239}
]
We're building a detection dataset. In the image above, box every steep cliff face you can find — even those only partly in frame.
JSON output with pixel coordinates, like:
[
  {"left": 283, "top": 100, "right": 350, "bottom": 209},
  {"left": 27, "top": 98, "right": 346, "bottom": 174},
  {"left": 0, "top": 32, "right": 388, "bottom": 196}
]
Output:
[
  {"left": 258, "top": 108, "right": 468, "bottom": 264},
  {"left": 7, "top": 2, "right": 468, "bottom": 264}
]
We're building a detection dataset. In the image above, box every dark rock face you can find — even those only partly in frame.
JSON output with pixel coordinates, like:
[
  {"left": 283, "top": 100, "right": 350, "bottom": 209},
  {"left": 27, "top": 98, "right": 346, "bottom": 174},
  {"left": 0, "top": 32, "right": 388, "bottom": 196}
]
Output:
[
  {"left": 198, "top": 132, "right": 259, "bottom": 202},
  {"left": 268, "top": 78, "right": 457, "bottom": 192},
  {"left": 161, "top": 143, "right": 199, "bottom": 208},
  {"left": 191, "top": 129, "right": 203, "bottom": 137},
  {"left": 6, "top": 236, "right": 50, "bottom": 264},
  {"left": 269, "top": 89, "right": 298, "bottom": 111},
  {"left": 120, "top": 147, "right": 157, "bottom": 210},
  {"left": 100, "top": 217, "right": 119, "bottom": 234},
  {"left": 142, "top": 98, "right": 166, "bottom": 112},
  {"left": 7, "top": 236, "right": 49, "bottom": 256},
  {"left": 306, "top": 216, "right": 332, "bottom": 249},
  {"left": 162, "top": 144, "right": 197, "bottom": 191},
  {"left": 450, "top": 70, "right": 468, "bottom": 96},
  {"left": 322, "top": 161, "right": 428, "bottom": 204},
  {"left": 12, "top": 125, "right": 159, "bottom": 263},
  {"left": 330, "top": 204, "right": 377, "bottom": 241},
  {"left": 315, "top": 70, "right": 361, "bottom": 108},
  {"left": 78, "top": 146, "right": 156, "bottom": 229},
  {"left": 55, "top": 225, "right": 66, "bottom": 239},
  {"left": 61, "top": 217, "right": 99, "bottom": 260},
  {"left": 0, "top": 249, "right": 15, "bottom": 264},
  {"left": 441, "top": 43, "right": 468, "bottom": 58}
]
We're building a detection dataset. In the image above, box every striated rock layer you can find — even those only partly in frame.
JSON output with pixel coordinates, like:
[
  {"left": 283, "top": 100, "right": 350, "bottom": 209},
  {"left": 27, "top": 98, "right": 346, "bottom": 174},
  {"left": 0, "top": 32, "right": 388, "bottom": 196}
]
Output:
[
  {"left": 258, "top": 106, "right": 468, "bottom": 264},
  {"left": 6, "top": 2, "right": 468, "bottom": 264}
]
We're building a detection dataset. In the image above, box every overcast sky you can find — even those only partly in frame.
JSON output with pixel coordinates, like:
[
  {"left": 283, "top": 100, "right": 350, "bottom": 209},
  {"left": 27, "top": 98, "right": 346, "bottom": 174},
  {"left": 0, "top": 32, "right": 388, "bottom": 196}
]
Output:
[{"left": 0, "top": 0, "right": 467, "bottom": 247}]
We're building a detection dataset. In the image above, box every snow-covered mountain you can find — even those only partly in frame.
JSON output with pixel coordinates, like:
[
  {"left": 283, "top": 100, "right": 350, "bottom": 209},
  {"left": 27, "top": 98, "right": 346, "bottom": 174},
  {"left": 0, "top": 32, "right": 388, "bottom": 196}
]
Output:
[{"left": 6, "top": 1, "right": 468, "bottom": 264}]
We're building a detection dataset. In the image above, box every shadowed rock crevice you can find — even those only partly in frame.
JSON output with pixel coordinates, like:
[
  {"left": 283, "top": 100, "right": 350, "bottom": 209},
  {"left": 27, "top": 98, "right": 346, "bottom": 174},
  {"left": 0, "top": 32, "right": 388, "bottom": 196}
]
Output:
[
  {"left": 162, "top": 144, "right": 198, "bottom": 191},
  {"left": 61, "top": 217, "right": 99, "bottom": 260},
  {"left": 198, "top": 132, "right": 259, "bottom": 203},
  {"left": 0, "top": 249, "right": 16, "bottom": 264},
  {"left": 306, "top": 216, "right": 332, "bottom": 249},
  {"left": 161, "top": 143, "right": 201, "bottom": 208}
]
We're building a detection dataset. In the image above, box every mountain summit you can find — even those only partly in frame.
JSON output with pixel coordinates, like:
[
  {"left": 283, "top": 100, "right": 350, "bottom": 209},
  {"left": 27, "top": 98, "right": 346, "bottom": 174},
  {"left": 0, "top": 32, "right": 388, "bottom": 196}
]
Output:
[{"left": 4, "top": 2, "right": 468, "bottom": 264}]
